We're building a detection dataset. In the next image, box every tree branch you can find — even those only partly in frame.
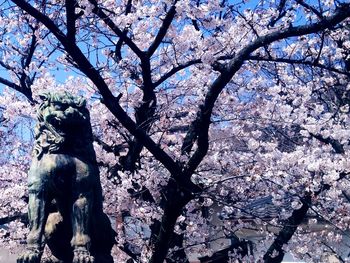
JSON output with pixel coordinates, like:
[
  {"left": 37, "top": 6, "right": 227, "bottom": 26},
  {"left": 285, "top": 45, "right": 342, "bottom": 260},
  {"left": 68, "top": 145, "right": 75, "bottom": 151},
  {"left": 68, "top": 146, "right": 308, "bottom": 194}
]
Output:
[
  {"left": 310, "top": 133, "right": 345, "bottom": 154},
  {"left": 263, "top": 195, "right": 311, "bottom": 263},
  {"left": 121, "top": 52, "right": 155, "bottom": 174},
  {"left": 248, "top": 56, "right": 350, "bottom": 77},
  {"left": 0, "top": 76, "right": 34, "bottom": 102},
  {"left": 269, "top": 0, "right": 287, "bottom": 27},
  {"left": 93, "top": 135, "right": 126, "bottom": 156},
  {"left": 88, "top": 0, "right": 144, "bottom": 58},
  {"left": 18, "top": 29, "right": 37, "bottom": 100},
  {"left": 114, "top": 0, "right": 133, "bottom": 61},
  {"left": 117, "top": 0, "right": 179, "bottom": 173},
  {"left": 21, "top": 26, "right": 37, "bottom": 70},
  {"left": 154, "top": 59, "right": 202, "bottom": 87},
  {"left": 295, "top": 0, "right": 323, "bottom": 19},
  {"left": 65, "top": 0, "right": 77, "bottom": 42},
  {"left": 147, "top": 2, "right": 177, "bottom": 57},
  {"left": 0, "top": 213, "right": 28, "bottom": 225}
]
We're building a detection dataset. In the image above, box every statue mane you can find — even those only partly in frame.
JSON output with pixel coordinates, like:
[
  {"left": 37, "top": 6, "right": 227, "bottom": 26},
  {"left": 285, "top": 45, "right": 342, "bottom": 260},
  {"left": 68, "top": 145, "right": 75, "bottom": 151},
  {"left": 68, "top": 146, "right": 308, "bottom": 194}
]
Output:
[{"left": 33, "top": 92, "right": 96, "bottom": 161}]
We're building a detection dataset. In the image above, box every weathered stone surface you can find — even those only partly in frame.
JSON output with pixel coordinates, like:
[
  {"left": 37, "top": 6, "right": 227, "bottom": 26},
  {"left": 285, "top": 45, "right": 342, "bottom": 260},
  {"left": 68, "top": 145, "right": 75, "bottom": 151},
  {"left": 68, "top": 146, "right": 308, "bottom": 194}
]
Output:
[{"left": 17, "top": 92, "right": 115, "bottom": 263}]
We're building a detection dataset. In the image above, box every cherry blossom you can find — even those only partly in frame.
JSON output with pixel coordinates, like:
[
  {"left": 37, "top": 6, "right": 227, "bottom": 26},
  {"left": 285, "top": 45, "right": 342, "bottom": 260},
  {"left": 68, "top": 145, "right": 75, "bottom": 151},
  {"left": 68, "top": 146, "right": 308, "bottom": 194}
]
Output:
[{"left": 0, "top": 0, "right": 349, "bottom": 262}]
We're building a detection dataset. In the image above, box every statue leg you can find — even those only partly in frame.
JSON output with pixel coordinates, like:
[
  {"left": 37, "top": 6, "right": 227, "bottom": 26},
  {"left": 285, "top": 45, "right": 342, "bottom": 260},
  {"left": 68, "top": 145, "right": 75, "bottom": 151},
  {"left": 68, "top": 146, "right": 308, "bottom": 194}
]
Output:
[
  {"left": 71, "top": 190, "right": 95, "bottom": 263},
  {"left": 45, "top": 212, "right": 73, "bottom": 262},
  {"left": 91, "top": 213, "right": 115, "bottom": 263},
  {"left": 17, "top": 189, "right": 48, "bottom": 263}
]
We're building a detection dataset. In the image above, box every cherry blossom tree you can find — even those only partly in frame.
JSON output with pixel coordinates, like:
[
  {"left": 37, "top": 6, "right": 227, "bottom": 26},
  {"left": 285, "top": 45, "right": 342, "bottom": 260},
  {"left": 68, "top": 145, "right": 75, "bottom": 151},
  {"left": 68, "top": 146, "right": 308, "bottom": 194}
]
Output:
[{"left": 0, "top": 0, "right": 350, "bottom": 262}]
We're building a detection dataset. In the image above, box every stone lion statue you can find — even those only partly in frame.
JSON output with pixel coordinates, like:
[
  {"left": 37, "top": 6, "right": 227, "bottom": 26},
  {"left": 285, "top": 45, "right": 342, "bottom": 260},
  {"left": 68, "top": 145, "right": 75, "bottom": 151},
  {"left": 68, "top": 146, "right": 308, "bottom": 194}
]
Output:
[{"left": 17, "top": 92, "right": 115, "bottom": 263}]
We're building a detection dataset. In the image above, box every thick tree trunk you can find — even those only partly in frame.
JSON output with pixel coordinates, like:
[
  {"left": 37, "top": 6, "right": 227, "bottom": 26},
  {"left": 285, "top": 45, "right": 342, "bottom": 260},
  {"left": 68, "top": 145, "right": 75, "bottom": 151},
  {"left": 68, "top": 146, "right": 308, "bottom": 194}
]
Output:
[
  {"left": 149, "top": 206, "right": 182, "bottom": 263},
  {"left": 165, "top": 224, "right": 189, "bottom": 263},
  {"left": 149, "top": 180, "right": 192, "bottom": 263}
]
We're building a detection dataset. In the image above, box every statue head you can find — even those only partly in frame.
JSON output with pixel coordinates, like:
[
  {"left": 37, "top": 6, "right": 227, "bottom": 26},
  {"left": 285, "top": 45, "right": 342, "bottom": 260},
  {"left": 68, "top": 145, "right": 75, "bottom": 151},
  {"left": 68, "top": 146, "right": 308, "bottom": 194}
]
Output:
[{"left": 33, "top": 92, "right": 95, "bottom": 160}]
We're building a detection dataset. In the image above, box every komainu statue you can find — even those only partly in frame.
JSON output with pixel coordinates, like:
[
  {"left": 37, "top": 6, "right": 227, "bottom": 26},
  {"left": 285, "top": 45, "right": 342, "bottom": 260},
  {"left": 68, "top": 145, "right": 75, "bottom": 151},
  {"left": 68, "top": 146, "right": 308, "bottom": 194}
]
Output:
[{"left": 17, "top": 92, "right": 115, "bottom": 263}]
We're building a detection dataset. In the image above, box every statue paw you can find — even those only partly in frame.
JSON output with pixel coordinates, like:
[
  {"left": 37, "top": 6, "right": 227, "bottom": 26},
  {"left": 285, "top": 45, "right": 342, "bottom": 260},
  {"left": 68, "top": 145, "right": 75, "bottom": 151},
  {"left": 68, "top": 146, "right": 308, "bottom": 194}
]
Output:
[
  {"left": 17, "top": 248, "right": 42, "bottom": 263},
  {"left": 73, "top": 248, "right": 95, "bottom": 263}
]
